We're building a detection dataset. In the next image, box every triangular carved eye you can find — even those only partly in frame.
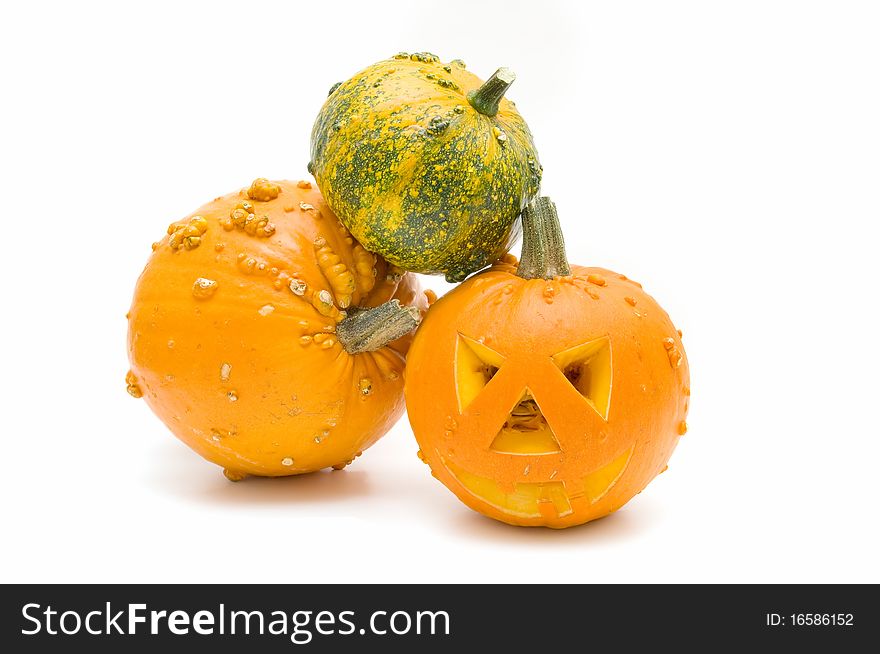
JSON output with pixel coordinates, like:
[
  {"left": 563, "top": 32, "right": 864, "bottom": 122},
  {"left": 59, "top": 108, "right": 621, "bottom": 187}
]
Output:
[
  {"left": 489, "top": 388, "right": 562, "bottom": 455},
  {"left": 551, "top": 336, "right": 613, "bottom": 420},
  {"left": 455, "top": 334, "right": 506, "bottom": 412}
]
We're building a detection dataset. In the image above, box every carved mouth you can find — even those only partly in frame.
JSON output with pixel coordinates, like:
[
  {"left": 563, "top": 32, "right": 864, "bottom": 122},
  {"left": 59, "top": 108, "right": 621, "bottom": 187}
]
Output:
[{"left": 443, "top": 446, "right": 634, "bottom": 521}]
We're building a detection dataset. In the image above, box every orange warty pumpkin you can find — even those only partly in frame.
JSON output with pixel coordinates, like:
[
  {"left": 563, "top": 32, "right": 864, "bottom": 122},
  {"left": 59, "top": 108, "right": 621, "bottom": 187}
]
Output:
[
  {"left": 405, "top": 197, "right": 690, "bottom": 528},
  {"left": 127, "top": 178, "right": 429, "bottom": 480}
]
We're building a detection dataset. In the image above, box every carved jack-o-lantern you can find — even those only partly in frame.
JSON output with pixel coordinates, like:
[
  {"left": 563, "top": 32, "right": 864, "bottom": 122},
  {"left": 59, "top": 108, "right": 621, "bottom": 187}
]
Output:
[{"left": 405, "top": 198, "right": 690, "bottom": 528}]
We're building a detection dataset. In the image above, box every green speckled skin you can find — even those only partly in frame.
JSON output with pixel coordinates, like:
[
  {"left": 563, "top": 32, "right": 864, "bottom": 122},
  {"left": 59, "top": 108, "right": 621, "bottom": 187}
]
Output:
[{"left": 310, "top": 52, "right": 542, "bottom": 282}]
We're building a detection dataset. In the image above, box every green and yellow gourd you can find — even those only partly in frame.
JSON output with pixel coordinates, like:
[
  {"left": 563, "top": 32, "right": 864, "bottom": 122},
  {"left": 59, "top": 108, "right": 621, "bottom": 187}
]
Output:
[{"left": 310, "top": 52, "right": 542, "bottom": 282}]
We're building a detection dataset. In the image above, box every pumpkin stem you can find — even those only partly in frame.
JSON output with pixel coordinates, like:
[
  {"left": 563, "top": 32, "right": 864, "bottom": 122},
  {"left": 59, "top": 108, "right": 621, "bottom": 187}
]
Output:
[
  {"left": 517, "top": 197, "right": 571, "bottom": 280},
  {"left": 467, "top": 67, "right": 515, "bottom": 117},
  {"left": 336, "top": 299, "right": 421, "bottom": 354}
]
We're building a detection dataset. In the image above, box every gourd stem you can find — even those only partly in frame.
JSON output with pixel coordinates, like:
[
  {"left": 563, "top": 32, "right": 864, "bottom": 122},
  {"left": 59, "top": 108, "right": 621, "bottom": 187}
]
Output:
[
  {"left": 467, "top": 67, "right": 516, "bottom": 117},
  {"left": 336, "top": 299, "right": 421, "bottom": 354},
  {"left": 516, "top": 197, "right": 571, "bottom": 280}
]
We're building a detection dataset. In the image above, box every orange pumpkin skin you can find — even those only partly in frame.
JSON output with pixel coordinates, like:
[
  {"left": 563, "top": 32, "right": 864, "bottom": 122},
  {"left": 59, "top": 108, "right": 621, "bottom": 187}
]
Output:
[
  {"left": 405, "top": 255, "right": 689, "bottom": 528},
  {"left": 127, "top": 179, "right": 428, "bottom": 479}
]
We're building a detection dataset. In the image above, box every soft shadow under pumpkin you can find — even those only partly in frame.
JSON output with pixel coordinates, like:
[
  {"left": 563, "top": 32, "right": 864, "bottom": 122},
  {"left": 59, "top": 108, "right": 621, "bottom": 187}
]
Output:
[
  {"left": 446, "top": 494, "right": 666, "bottom": 543},
  {"left": 144, "top": 440, "right": 374, "bottom": 506}
]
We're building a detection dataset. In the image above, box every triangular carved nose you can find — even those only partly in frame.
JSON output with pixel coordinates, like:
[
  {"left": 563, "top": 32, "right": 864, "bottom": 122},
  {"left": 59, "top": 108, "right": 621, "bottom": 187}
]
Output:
[{"left": 489, "top": 388, "right": 562, "bottom": 455}]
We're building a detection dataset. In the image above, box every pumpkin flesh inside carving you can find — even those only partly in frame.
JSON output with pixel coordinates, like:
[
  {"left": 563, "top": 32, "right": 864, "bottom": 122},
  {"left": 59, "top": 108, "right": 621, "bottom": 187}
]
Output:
[
  {"left": 552, "top": 336, "right": 612, "bottom": 421},
  {"left": 454, "top": 333, "right": 505, "bottom": 412},
  {"left": 489, "top": 389, "right": 562, "bottom": 455}
]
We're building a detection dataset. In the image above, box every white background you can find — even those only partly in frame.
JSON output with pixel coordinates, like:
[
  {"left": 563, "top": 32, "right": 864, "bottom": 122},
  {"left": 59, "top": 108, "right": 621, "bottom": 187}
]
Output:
[{"left": 1, "top": 0, "right": 878, "bottom": 584}]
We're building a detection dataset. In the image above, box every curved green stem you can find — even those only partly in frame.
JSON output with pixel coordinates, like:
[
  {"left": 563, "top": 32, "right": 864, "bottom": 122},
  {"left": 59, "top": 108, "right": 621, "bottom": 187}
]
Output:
[
  {"left": 516, "top": 197, "right": 571, "bottom": 280},
  {"left": 336, "top": 299, "right": 420, "bottom": 354},
  {"left": 467, "top": 67, "right": 515, "bottom": 116}
]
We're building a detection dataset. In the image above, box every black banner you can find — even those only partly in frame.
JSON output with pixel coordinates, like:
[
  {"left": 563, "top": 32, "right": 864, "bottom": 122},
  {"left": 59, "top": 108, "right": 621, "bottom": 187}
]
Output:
[{"left": 1, "top": 584, "right": 875, "bottom": 651}]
